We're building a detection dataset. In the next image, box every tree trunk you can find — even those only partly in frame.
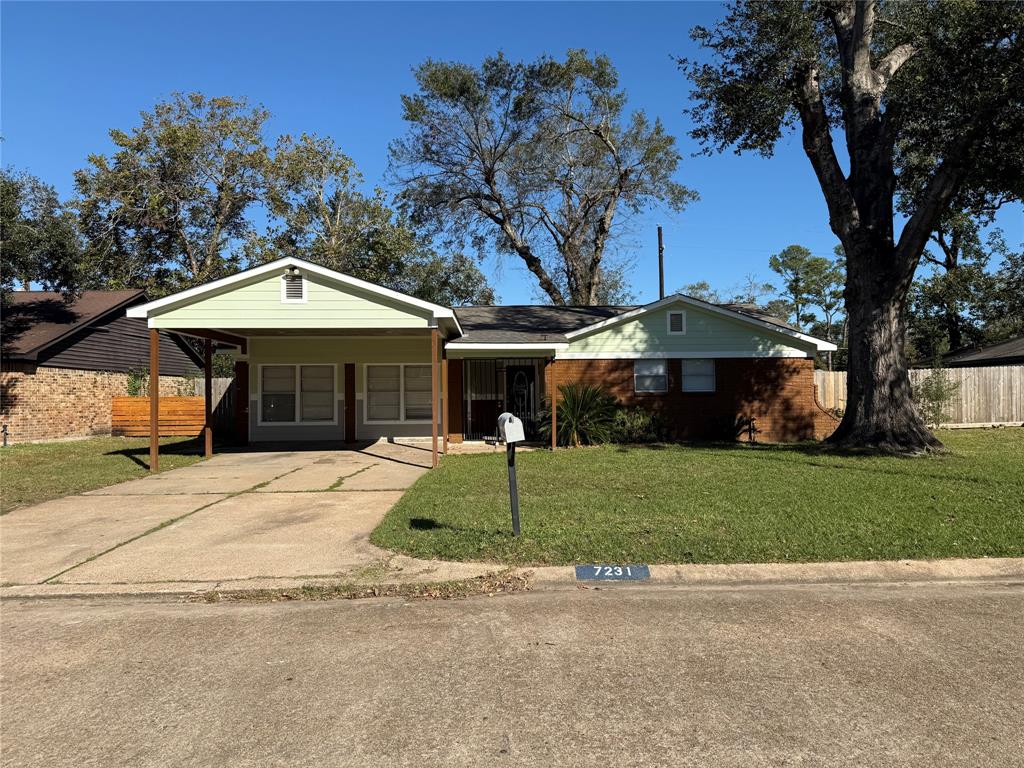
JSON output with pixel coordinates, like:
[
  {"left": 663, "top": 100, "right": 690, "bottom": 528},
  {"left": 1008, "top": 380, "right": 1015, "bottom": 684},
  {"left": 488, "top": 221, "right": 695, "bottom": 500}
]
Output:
[{"left": 827, "top": 254, "right": 944, "bottom": 454}]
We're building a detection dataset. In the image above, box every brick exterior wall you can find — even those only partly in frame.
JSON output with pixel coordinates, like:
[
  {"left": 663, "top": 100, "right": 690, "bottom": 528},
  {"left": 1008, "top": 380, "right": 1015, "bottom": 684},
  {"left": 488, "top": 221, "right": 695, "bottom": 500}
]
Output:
[
  {"left": 0, "top": 364, "right": 194, "bottom": 444},
  {"left": 548, "top": 357, "right": 839, "bottom": 443}
]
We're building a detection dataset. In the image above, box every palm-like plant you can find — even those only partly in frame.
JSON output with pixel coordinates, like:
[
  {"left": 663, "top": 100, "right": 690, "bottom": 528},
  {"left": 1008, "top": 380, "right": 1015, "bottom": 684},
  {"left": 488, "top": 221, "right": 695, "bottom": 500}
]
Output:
[{"left": 538, "top": 383, "right": 618, "bottom": 447}]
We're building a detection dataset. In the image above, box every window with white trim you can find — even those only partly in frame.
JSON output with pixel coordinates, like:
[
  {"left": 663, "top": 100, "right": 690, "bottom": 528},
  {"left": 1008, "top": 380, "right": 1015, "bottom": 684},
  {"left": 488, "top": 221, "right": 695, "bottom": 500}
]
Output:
[
  {"left": 667, "top": 311, "right": 686, "bottom": 334},
  {"left": 281, "top": 273, "right": 306, "bottom": 303},
  {"left": 260, "top": 364, "right": 335, "bottom": 424},
  {"left": 681, "top": 359, "right": 715, "bottom": 392},
  {"left": 366, "top": 364, "right": 434, "bottom": 423},
  {"left": 634, "top": 359, "right": 668, "bottom": 393}
]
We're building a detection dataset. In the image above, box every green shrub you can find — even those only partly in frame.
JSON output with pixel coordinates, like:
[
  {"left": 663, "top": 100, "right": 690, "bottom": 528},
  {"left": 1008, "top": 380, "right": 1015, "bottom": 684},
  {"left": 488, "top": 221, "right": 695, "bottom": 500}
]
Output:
[
  {"left": 610, "top": 408, "right": 669, "bottom": 443},
  {"left": 538, "top": 383, "right": 618, "bottom": 447},
  {"left": 915, "top": 365, "right": 960, "bottom": 427}
]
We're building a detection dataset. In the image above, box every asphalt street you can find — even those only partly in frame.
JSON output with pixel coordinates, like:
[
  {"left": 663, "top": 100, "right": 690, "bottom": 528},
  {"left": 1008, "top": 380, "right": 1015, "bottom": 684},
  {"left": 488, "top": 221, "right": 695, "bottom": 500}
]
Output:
[{"left": 2, "top": 581, "right": 1022, "bottom": 767}]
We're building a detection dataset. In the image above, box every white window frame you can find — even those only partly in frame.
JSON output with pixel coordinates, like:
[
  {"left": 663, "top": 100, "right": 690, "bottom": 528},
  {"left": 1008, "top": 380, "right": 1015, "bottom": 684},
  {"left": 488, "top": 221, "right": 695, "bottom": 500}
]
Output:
[
  {"left": 363, "top": 363, "right": 435, "bottom": 425},
  {"left": 280, "top": 273, "right": 308, "bottom": 304},
  {"left": 633, "top": 359, "right": 669, "bottom": 394},
  {"left": 681, "top": 359, "right": 716, "bottom": 393},
  {"left": 666, "top": 310, "right": 686, "bottom": 335},
  {"left": 257, "top": 363, "right": 337, "bottom": 426}
]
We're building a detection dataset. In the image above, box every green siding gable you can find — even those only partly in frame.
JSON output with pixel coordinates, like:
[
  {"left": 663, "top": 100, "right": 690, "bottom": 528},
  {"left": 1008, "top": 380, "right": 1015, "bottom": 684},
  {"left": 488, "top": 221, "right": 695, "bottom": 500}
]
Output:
[
  {"left": 565, "top": 301, "right": 814, "bottom": 357},
  {"left": 150, "top": 272, "right": 433, "bottom": 330}
]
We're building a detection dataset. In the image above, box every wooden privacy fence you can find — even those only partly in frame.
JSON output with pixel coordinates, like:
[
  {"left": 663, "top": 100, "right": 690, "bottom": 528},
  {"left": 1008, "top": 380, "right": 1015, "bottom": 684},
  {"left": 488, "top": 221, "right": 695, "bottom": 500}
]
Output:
[
  {"left": 112, "top": 397, "right": 206, "bottom": 437},
  {"left": 112, "top": 378, "right": 236, "bottom": 437},
  {"left": 814, "top": 365, "right": 1024, "bottom": 426},
  {"left": 192, "top": 377, "right": 235, "bottom": 431}
]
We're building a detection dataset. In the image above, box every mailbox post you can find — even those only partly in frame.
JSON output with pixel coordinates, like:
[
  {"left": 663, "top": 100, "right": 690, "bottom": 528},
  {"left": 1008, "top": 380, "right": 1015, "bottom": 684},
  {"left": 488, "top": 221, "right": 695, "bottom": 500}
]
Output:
[{"left": 497, "top": 413, "right": 525, "bottom": 537}]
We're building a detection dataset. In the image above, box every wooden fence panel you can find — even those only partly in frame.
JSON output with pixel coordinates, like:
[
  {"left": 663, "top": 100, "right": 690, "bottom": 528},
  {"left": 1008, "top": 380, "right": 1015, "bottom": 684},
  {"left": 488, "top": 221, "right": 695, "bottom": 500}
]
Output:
[
  {"left": 193, "top": 377, "right": 235, "bottom": 431},
  {"left": 112, "top": 396, "right": 206, "bottom": 437},
  {"left": 814, "top": 365, "right": 1024, "bottom": 425}
]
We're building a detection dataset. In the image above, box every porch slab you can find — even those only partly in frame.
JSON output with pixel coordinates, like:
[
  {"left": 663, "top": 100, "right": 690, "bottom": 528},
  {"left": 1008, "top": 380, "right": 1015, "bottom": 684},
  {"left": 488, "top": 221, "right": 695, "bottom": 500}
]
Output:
[
  {"left": 0, "top": 494, "right": 226, "bottom": 585},
  {"left": 59, "top": 491, "right": 404, "bottom": 583}
]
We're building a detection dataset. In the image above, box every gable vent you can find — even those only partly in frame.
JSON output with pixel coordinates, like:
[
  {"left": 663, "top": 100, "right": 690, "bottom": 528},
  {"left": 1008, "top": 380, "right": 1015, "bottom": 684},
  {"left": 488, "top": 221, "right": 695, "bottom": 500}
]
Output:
[
  {"left": 282, "top": 273, "right": 305, "bottom": 303},
  {"left": 668, "top": 310, "right": 685, "bottom": 334}
]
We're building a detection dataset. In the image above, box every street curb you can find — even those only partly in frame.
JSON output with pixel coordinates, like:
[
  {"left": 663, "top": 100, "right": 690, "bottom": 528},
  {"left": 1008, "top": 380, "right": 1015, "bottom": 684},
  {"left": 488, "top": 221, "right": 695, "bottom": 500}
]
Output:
[{"left": 3, "top": 557, "right": 1023, "bottom": 601}]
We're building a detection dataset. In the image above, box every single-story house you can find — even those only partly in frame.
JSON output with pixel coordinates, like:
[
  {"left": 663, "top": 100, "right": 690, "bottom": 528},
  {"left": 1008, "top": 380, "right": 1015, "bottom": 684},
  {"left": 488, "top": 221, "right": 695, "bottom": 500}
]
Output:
[
  {"left": 1, "top": 290, "right": 202, "bottom": 442},
  {"left": 126, "top": 257, "right": 838, "bottom": 470},
  {"left": 942, "top": 335, "right": 1024, "bottom": 368}
]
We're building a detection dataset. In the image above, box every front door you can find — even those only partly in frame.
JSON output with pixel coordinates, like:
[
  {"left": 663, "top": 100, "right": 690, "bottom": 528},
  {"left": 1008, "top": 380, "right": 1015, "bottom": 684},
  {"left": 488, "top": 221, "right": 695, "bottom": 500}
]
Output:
[{"left": 505, "top": 364, "right": 537, "bottom": 438}]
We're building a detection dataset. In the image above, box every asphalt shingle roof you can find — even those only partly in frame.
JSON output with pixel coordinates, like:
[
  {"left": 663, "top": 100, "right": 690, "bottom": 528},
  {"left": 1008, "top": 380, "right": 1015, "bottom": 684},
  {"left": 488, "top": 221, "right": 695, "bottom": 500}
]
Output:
[
  {"left": 2, "top": 290, "right": 145, "bottom": 357},
  {"left": 451, "top": 300, "right": 799, "bottom": 344}
]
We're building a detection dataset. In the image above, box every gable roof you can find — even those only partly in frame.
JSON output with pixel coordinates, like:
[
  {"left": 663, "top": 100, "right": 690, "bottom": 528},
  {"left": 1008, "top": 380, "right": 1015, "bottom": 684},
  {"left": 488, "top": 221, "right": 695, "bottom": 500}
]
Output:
[
  {"left": 126, "top": 256, "right": 462, "bottom": 334},
  {"left": 562, "top": 293, "right": 837, "bottom": 351},
  {"left": 3, "top": 290, "right": 146, "bottom": 359},
  {"left": 942, "top": 335, "right": 1024, "bottom": 367}
]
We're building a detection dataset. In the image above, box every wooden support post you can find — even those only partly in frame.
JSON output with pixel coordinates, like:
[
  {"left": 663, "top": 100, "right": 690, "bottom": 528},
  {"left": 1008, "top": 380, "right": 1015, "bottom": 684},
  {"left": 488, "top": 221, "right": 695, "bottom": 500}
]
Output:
[
  {"left": 549, "top": 357, "right": 557, "bottom": 451},
  {"left": 203, "top": 338, "right": 213, "bottom": 458},
  {"left": 149, "top": 328, "right": 160, "bottom": 472},
  {"left": 442, "top": 351, "right": 449, "bottom": 454},
  {"left": 431, "top": 328, "right": 439, "bottom": 468}
]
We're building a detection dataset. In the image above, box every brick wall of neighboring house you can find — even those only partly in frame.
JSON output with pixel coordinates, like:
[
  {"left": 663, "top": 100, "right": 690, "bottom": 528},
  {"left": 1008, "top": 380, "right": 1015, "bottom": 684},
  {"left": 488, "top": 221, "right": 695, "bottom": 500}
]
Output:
[
  {"left": 548, "top": 357, "right": 839, "bottom": 443},
  {"left": 0, "top": 364, "right": 194, "bottom": 444}
]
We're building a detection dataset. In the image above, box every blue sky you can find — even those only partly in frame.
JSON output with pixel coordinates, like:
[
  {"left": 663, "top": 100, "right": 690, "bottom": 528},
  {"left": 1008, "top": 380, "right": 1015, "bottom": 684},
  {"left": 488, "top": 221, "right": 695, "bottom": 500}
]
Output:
[{"left": 3, "top": 1, "right": 1020, "bottom": 305}]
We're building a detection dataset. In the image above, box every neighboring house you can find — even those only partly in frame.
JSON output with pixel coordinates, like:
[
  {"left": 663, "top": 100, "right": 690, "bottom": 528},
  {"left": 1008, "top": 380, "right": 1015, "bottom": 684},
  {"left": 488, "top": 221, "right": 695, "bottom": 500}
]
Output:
[
  {"left": 1, "top": 291, "right": 202, "bottom": 443},
  {"left": 126, "top": 257, "right": 838, "bottom": 465},
  {"left": 942, "top": 336, "right": 1024, "bottom": 368}
]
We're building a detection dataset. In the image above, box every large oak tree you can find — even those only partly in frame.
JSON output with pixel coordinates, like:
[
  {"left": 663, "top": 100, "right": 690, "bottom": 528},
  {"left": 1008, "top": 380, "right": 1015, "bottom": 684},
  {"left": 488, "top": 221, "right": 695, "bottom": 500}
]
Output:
[
  {"left": 681, "top": 0, "right": 1023, "bottom": 453},
  {"left": 391, "top": 50, "right": 696, "bottom": 305}
]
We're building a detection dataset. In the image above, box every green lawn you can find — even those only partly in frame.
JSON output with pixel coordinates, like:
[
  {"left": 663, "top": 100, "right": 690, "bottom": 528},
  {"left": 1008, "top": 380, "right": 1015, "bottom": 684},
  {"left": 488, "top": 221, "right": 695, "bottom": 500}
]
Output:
[
  {"left": 371, "top": 429, "right": 1024, "bottom": 565},
  {"left": 0, "top": 436, "right": 204, "bottom": 514}
]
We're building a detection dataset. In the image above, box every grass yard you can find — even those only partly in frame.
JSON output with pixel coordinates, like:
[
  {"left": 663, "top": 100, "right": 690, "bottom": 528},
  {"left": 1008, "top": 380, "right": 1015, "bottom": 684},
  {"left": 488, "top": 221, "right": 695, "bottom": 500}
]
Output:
[
  {"left": 0, "top": 436, "right": 204, "bottom": 514},
  {"left": 371, "top": 429, "right": 1024, "bottom": 565}
]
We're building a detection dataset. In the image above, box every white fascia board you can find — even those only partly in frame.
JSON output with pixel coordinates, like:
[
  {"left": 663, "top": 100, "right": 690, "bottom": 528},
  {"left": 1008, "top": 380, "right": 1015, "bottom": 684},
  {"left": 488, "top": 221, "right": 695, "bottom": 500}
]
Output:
[
  {"left": 126, "top": 256, "right": 458, "bottom": 323},
  {"left": 446, "top": 343, "right": 568, "bottom": 351},
  {"left": 563, "top": 293, "right": 837, "bottom": 352},
  {"left": 555, "top": 350, "right": 813, "bottom": 360}
]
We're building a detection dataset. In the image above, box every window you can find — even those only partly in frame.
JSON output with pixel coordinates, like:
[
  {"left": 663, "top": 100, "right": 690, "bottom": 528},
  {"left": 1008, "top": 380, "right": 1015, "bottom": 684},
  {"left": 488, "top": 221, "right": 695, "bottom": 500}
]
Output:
[
  {"left": 281, "top": 273, "right": 306, "bottom": 303},
  {"left": 260, "top": 365, "right": 335, "bottom": 424},
  {"left": 300, "top": 365, "right": 334, "bottom": 421},
  {"left": 634, "top": 359, "right": 668, "bottom": 393},
  {"left": 667, "top": 311, "right": 686, "bottom": 335},
  {"left": 366, "top": 365, "right": 401, "bottom": 421},
  {"left": 682, "top": 359, "right": 715, "bottom": 392},
  {"left": 403, "top": 365, "right": 432, "bottom": 420},
  {"left": 365, "top": 364, "right": 435, "bottom": 423}
]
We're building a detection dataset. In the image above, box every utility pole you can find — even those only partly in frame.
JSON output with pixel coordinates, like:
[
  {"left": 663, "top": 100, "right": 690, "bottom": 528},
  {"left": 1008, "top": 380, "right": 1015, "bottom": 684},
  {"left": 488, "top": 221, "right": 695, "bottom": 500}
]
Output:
[{"left": 657, "top": 225, "right": 665, "bottom": 300}]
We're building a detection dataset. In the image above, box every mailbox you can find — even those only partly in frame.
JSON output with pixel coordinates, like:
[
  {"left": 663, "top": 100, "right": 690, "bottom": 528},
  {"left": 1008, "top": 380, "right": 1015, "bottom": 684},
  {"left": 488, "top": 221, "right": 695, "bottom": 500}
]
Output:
[{"left": 497, "top": 412, "right": 525, "bottom": 444}]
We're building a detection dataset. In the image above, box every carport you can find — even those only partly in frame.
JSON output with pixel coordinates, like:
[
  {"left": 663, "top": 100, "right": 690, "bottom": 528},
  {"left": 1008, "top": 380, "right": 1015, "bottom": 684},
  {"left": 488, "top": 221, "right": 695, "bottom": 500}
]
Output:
[{"left": 126, "top": 256, "right": 462, "bottom": 472}]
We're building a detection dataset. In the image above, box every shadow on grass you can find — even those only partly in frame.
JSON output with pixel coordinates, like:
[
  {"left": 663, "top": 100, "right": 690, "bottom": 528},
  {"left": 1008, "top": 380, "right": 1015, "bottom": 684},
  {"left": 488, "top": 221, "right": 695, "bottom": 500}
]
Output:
[
  {"left": 104, "top": 438, "right": 205, "bottom": 470},
  {"left": 406, "top": 516, "right": 512, "bottom": 541},
  {"left": 611, "top": 439, "right": 984, "bottom": 486}
]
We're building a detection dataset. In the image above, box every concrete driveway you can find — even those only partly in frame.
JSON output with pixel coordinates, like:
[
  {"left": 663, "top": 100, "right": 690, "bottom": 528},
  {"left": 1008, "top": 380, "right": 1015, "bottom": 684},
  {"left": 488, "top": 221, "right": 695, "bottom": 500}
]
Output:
[{"left": 0, "top": 441, "right": 435, "bottom": 588}]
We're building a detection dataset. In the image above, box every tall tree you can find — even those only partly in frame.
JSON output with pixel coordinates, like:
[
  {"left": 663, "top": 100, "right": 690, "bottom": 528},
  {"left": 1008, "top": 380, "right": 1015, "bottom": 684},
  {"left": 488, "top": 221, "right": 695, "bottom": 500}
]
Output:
[
  {"left": 906, "top": 220, "right": 1001, "bottom": 360},
  {"left": 983, "top": 245, "right": 1024, "bottom": 342},
  {"left": 0, "top": 169, "right": 82, "bottom": 302},
  {"left": 391, "top": 50, "right": 696, "bottom": 306},
  {"left": 252, "top": 133, "right": 493, "bottom": 305},
  {"left": 768, "top": 245, "right": 833, "bottom": 330},
  {"left": 681, "top": 0, "right": 1024, "bottom": 452},
  {"left": 75, "top": 93, "right": 271, "bottom": 295}
]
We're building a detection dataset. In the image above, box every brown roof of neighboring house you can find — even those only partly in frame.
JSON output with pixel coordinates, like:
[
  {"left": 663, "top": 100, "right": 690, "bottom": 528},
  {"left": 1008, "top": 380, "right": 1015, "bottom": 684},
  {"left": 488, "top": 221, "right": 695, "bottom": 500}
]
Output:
[
  {"left": 3, "top": 290, "right": 147, "bottom": 359},
  {"left": 942, "top": 336, "right": 1024, "bottom": 367}
]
